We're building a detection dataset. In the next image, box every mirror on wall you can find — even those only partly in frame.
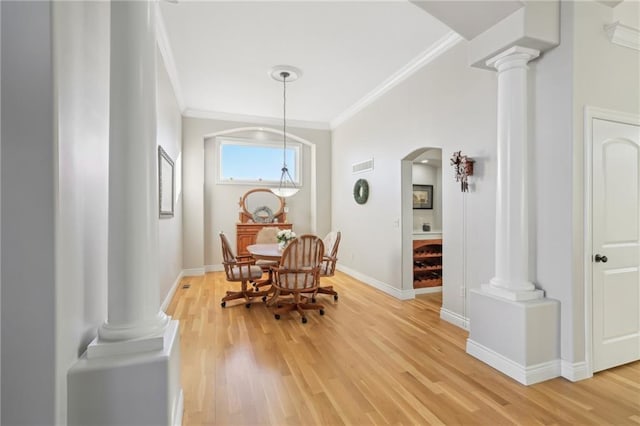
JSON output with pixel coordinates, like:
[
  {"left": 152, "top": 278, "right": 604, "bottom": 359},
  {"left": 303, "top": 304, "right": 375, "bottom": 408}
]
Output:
[{"left": 412, "top": 148, "right": 442, "bottom": 233}]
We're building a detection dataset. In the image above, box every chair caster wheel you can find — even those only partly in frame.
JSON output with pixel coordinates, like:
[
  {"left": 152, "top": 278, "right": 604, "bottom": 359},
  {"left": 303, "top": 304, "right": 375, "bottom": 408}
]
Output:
[
  {"left": 319, "top": 309, "right": 325, "bottom": 315},
  {"left": 221, "top": 301, "right": 226, "bottom": 308},
  {"left": 262, "top": 296, "right": 267, "bottom": 302},
  {"left": 301, "top": 317, "right": 308, "bottom": 324},
  {"left": 311, "top": 298, "right": 316, "bottom": 303},
  {"left": 275, "top": 314, "right": 281, "bottom": 320},
  {"left": 334, "top": 295, "right": 339, "bottom": 301},
  {"left": 245, "top": 303, "right": 251, "bottom": 308}
]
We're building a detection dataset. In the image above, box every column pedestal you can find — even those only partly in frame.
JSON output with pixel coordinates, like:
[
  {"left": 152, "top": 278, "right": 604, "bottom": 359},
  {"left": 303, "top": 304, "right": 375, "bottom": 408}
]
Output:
[
  {"left": 68, "top": 321, "right": 183, "bottom": 426},
  {"left": 467, "top": 290, "right": 560, "bottom": 385}
]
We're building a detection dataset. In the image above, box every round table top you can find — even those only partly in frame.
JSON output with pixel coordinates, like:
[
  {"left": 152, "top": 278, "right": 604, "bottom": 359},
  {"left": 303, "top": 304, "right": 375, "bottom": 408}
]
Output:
[{"left": 247, "top": 243, "right": 281, "bottom": 261}]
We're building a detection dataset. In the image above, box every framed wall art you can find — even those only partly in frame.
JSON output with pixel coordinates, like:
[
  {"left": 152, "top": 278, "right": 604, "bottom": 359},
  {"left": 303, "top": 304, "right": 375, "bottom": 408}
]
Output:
[
  {"left": 412, "top": 184, "right": 433, "bottom": 209},
  {"left": 158, "top": 146, "right": 175, "bottom": 218}
]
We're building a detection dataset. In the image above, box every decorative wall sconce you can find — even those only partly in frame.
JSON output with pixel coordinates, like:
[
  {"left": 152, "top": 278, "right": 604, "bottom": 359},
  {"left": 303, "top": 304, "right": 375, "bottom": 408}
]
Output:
[{"left": 450, "top": 151, "right": 474, "bottom": 192}]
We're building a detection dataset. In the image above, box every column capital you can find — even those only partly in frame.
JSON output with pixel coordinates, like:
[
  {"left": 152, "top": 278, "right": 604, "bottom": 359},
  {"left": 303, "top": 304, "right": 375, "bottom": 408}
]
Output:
[{"left": 486, "top": 46, "right": 540, "bottom": 72}]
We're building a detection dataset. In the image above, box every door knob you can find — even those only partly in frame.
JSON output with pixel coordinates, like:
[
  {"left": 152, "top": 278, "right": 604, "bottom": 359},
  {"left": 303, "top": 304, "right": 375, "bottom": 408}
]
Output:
[{"left": 594, "top": 254, "right": 608, "bottom": 263}]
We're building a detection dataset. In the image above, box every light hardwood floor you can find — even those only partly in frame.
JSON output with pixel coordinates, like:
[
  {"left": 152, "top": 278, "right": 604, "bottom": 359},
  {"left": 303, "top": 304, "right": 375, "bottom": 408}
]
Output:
[{"left": 167, "top": 271, "right": 640, "bottom": 425}]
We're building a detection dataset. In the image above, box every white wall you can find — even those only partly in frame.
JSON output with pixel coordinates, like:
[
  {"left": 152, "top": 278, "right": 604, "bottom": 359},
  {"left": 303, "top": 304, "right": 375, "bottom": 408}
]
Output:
[
  {"left": 332, "top": 41, "right": 497, "bottom": 316},
  {"left": 182, "top": 117, "right": 331, "bottom": 270},
  {"left": 157, "top": 49, "right": 183, "bottom": 299},
  {"left": 1, "top": 2, "right": 56, "bottom": 424}
]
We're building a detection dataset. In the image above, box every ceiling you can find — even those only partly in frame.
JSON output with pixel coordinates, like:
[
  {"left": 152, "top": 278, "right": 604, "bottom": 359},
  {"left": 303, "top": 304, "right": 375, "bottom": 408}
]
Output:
[{"left": 158, "top": 1, "right": 455, "bottom": 128}]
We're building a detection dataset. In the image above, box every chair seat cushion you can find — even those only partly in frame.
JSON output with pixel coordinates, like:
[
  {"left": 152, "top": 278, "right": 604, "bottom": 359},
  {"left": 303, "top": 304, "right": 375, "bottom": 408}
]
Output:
[
  {"left": 256, "top": 259, "right": 278, "bottom": 267},
  {"left": 229, "top": 264, "right": 263, "bottom": 280}
]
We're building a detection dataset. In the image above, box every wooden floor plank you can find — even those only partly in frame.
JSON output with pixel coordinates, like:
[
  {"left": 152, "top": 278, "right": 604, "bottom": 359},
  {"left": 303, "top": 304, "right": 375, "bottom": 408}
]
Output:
[{"left": 167, "top": 271, "right": 640, "bottom": 425}]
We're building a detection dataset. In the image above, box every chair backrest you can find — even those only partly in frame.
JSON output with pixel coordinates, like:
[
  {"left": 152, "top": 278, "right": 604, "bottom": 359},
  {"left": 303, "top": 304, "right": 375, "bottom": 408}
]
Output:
[
  {"left": 220, "top": 232, "right": 236, "bottom": 264},
  {"left": 321, "top": 231, "right": 341, "bottom": 277},
  {"left": 220, "top": 231, "right": 252, "bottom": 282},
  {"left": 276, "top": 234, "right": 324, "bottom": 291},
  {"left": 255, "top": 226, "right": 280, "bottom": 243}
]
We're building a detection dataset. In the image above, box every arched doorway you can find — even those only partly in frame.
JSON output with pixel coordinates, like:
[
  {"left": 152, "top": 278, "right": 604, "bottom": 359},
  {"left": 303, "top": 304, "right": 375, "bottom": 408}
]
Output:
[{"left": 401, "top": 147, "right": 443, "bottom": 296}]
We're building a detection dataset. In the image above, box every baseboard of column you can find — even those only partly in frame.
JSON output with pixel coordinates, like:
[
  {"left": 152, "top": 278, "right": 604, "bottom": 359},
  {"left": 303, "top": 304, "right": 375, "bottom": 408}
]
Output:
[
  {"left": 336, "top": 264, "right": 414, "bottom": 300},
  {"left": 172, "top": 389, "right": 184, "bottom": 426},
  {"left": 467, "top": 339, "right": 561, "bottom": 385},
  {"left": 440, "top": 307, "right": 469, "bottom": 331},
  {"left": 561, "top": 360, "right": 591, "bottom": 382},
  {"left": 68, "top": 320, "right": 182, "bottom": 426}
]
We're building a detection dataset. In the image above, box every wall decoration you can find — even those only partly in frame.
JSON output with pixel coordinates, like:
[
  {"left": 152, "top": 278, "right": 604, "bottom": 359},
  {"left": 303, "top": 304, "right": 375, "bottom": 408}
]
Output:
[
  {"left": 158, "top": 146, "right": 175, "bottom": 218},
  {"left": 413, "top": 184, "right": 433, "bottom": 209},
  {"left": 353, "top": 179, "right": 369, "bottom": 204},
  {"left": 450, "top": 151, "right": 474, "bottom": 192}
]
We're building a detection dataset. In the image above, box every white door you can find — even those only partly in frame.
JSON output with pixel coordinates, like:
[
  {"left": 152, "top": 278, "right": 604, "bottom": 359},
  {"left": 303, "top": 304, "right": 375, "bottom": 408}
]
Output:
[{"left": 592, "top": 118, "right": 640, "bottom": 372}]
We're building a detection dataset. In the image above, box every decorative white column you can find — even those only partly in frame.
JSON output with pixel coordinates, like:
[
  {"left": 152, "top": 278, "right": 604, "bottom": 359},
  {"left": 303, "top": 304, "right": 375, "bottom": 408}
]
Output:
[
  {"left": 93, "top": 0, "right": 168, "bottom": 352},
  {"left": 68, "top": 4, "right": 182, "bottom": 424},
  {"left": 482, "top": 46, "right": 543, "bottom": 301}
]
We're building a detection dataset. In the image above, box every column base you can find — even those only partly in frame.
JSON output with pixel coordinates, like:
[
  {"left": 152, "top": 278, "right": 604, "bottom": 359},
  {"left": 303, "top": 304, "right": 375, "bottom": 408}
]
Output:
[
  {"left": 68, "top": 320, "right": 182, "bottom": 426},
  {"left": 482, "top": 283, "right": 544, "bottom": 301},
  {"left": 466, "top": 289, "right": 560, "bottom": 385},
  {"left": 87, "top": 330, "right": 165, "bottom": 359}
]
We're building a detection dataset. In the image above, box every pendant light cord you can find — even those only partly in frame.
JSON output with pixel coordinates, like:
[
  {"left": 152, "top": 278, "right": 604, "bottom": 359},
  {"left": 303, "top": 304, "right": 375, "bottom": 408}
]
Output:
[{"left": 282, "top": 72, "right": 288, "bottom": 171}]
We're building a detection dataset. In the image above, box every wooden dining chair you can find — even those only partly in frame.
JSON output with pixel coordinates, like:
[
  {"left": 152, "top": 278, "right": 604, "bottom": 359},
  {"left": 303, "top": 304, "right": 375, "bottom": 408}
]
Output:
[
  {"left": 271, "top": 234, "right": 325, "bottom": 323},
  {"left": 219, "top": 232, "right": 269, "bottom": 308},
  {"left": 309, "top": 231, "right": 341, "bottom": 302},
  {"left": 252, "top": 227, "right": 280, "bottom": 290}
]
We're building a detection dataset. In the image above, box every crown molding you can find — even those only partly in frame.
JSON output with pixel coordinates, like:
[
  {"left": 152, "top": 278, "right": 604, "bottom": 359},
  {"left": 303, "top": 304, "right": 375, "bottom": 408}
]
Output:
[
  {"left": 155, "top": 3, "right": 186, "bottom": 111},
  {"left": 183, "top": 108, "right": 330, "bottom": 130},
  {"left": 605, "top": 21, "right": 640, "bottom": 52},
  {"left": 330, "top": 31, "right": 463, "bottom": 129}
]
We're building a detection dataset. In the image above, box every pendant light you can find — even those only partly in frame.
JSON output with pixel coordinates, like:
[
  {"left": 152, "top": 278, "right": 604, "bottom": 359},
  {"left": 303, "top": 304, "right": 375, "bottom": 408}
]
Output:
[{"left": 270, "top": 66, "right": 301, "bottom": 198}]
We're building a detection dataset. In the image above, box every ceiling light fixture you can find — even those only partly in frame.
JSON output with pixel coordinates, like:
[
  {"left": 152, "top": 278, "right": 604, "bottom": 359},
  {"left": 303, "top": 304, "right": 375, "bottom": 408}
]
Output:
[{"left": 269, "top": 65, "right": 302, "bottom": 198}]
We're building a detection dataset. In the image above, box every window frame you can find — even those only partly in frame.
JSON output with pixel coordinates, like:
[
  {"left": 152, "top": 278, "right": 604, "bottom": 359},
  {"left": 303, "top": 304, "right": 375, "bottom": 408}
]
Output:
[{"left": 216, "top": 136, "right": 302, "bottom": 186}]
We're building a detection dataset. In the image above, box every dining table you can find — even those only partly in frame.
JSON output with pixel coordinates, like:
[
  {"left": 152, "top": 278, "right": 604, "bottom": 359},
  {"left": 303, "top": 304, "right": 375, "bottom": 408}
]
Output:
[{"left": 246, "top": 243, "right": 282, "bottom": 262}]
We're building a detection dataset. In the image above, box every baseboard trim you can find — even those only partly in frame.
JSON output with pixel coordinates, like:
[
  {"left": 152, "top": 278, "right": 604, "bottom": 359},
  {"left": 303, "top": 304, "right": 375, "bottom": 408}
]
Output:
[
  {"left": 466, "top": 339, "right": 560, "bottom": 385},
  {"left": 161, "top": 271, "right": 184, "bottom": 313},
  {"left": 561, "top": 360, "right": 591, "bottom": 382},
  {"left": 172, "top": 389, "right": 184, "bottom": 426},
  {"left": 415, "top": 286, "right": 442, "bottom": 295},
  {"left": 205, "top": 264, "right": 224, "bottom": 273},
  {"left": 440, "top": 307, "right": 469, "bottom": 330},
  {"left": 336, "top": 264, "right": 413, "bottom": 300},
  {"left": 183, "top": 267, "right": 205, "bottom": 277}
]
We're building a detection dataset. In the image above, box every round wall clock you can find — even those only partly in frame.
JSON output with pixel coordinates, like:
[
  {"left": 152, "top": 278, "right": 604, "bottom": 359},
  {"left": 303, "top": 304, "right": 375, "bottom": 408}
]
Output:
[{"left": 353, "top": 179, "right": 369, "bottom": 205}]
